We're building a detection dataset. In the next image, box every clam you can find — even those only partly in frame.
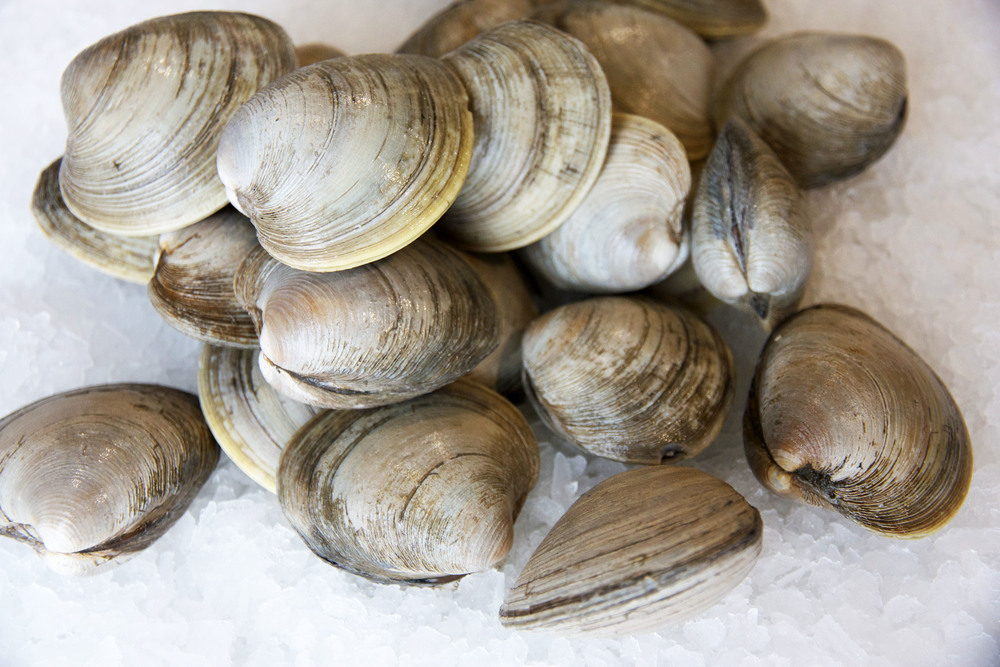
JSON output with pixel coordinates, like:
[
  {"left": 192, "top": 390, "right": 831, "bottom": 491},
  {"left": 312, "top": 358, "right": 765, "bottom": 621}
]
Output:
[
  {"left": 500, "top": 466, "right": 763, "bottom": 636},
  {"left": 437, "top": 20, "right": 612, "bottom": 252},
  {"left": 233, "top": 237, "right": 500, "bottom": 409},
  {"left": 692, "top": 118, "right": 812, "bottom": 329},
  {"left": 148, "top": 209, "right": 260, "bottom": 348},
  {"left": 533, "top": 1, "right": 716, "bottom": 159},
  {"left": 603, "top": 0, "right": 767, "bottom": 38},
  {"left": 712, "top": 32, "right": 908, "bottom": 188},
  {"left": 198, "top": 345, "right": 321, "bottom": 493},
  {"left": 745, "top": 304, "right": 973, "bottom": 538},
  {"left": 59, "top": 12, "right": 296, "bottom": 235},
  {"left": 0, "top": 384, "right": 219, "bottom": 575},
  {"left": 520, "top": 113, "right": 691, "bottom": 293},
  {"left": 397, "top": 0, "right": 535, "bottom": 58},
  {"left": 32, "top": 158, "right": 159, "bottom": 285},
  {"left": 294, "top": 43, "right": 345, "bottom": 66},
  {"left": 216, "top": 53, "right": 473, "bottom": 272},
  {"left": 278, "top": 379, "right": 539, "bottom": 584},
  {"left": 522, "top": 296, "right": 733, "bottom": 464}
]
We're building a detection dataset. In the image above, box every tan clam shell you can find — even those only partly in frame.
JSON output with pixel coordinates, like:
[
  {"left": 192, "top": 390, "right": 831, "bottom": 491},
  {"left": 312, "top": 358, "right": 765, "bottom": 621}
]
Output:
[
  {"left": 500, "top": 466, "right": 763, "bottom": 636},
  {"left": 522, "top": 296, "right": 734, "bottom": 464},
  {"left": 233, "top": 238, "right": 500, "bottom": 409},
  {"left": 277, "top": 379, "right": 539, "bottom": 584},
  {"left": 198, "top": 345, "right": 321, "bottom": 494},
  {"left": 692, "top": 118, "right": 812, "bottom": 329},
  {"left": 216, "top": 53, "right": 473, "bottom": 272},
  {"left": 520, "top": 114, "right": 691, "bottom": 293},
  {"left": 294, "top": 43, "right": 345, "bottom": 66},
  {"left": 712, "top": 32, "right": 908, "bottom": 188},
  {"left": 603, "top": 0, "right": 766, "bottom": 38},
  {"left": 59, "top": 12, "right": 296, "bottom": 235},
  {"left": 0, "top": 384, "right": 219, "bottom": 575},
  {"left": 148, "top": 209, "right": 260, "bottom": 348},
  {"left": 437, "top": 20, "right": 612, "bottom": 252},
  {"left": 534, "top": 1, "right": 716, "bottom": 159},
  {"left": 397, "top": 0, "right": 535, "bottom": 58},
  {"left": 744, "top": 304, "right": 973, "bottom": 538},
  {"left": 32, "top": 158, "right": 158, "bottom": 285}
]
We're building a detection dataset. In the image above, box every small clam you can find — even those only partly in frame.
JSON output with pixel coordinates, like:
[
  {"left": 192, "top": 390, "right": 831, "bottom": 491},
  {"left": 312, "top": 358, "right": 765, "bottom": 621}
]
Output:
[
  {"left": 233, "top": 238, "right": 499, "bottom": 409},
  {"left": 294, "top": 43, "right": 345, "bottom": 66},
  {"left": 712, "top": 32, "right": 908, "bottom": 188},
  {"left": 217, "top": 53, "right": 473, "bottom": 272},
  {"left": 0, "top": 384, "right": 219, "bottom": 575},
  {"left": 59, "top": 12, "right": 296, "bottom": 235},
  {"left": 520, "top": 113, "right": 691, "bottom": 293},
  {"left": 692, "top": 118, "right": 812, "bottom": 329},
  {"left": 603, "top": 0, "right": 767, "bottom": 38},
  {"left": 522, "top": 296, "right": 733, "bottom": 464},
  {"left": 500, "top": 466, "right": 763, "bottom": 636},
  {"left": 278, "top": 379, "right": 539, "bottom": 584},
  {"left": 745, "top": 304, "right": 973, "bottom": 538},
  {"left": 397, "top": 0, "right": 535, "bottom": 58}
]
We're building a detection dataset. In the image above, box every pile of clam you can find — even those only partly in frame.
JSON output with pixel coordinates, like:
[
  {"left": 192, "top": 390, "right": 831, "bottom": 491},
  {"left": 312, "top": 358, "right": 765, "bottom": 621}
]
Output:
[{"left": 6, "top": 0, "right": 972, "bottom": 637}]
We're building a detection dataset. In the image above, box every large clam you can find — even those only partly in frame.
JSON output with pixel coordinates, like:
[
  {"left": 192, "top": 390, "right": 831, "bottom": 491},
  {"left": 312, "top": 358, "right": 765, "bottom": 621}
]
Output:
[{"left": 604, "top": 0, "right": 767, "bottom": 38}]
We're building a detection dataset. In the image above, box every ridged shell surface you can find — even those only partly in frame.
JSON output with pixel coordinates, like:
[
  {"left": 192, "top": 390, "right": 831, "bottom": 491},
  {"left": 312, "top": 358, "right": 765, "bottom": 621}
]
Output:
[
  {"left": 712, "top": 32, "right": 908, "bottom": 188},
  {"left": 500, "top": 466, "right": 763, "bottom": 636},
  {"left": 604, "top": 0, "right": 766, "bottom": 37},
  {"left": 233, "top": 238, "right": 500, "bottom": 409},
  {"left": 0, "top": 384, "right": 219, "bottom": 575},
  {"left": 32, "top": 158, "right": 158, "bottom": 285},
  {"left": 522, "top": 296, "right": 733, "bottom": 464},
  {"left": 521, "top": 114, "right": 691, "bottom": 293},
  {"left": 438, "top": 21, "right": 612, "bottom": 252},
  {"left": 277, "top": 380, "right": 539, "bottom": 584},
  {"left": 59, "top": 12, "right": 296, "bottom": 235},
  {"left": 217, "top": 54, "right": 474, "bottom": 272},
  {"left": 397, "top": 0, "right": 535, "bottom": 58},
  {"left": 744, "top": 304, "right": 973, "bottom": 538}
]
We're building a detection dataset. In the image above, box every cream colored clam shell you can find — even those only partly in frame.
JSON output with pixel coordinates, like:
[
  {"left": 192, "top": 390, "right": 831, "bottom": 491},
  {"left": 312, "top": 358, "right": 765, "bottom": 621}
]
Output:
[
  {"left": 522, "top": 296, "right": 733, "bottom": 464},
  {"left": 534, "top": 2, "right": 716, "bottom": 159},
  {"left": 277, "top": 379, "right": 539, "bottom": 584},
  {"left": 438, "top": 20, "right": 612, "bottom": 252},
  {"left": 692, "top": 118, "right": 812, "bottom": 329},
  {"left": 745, "top": 304, "right": 973, "bottom": 538},
  {"left": 198, "top": 345, "right": 320, "bottom": 493},
  {"left": 32, "top": 158, "right": 158, "bottom": 285},
  {"left": 520, "top": 114, "right": 691, "bottom": 293},
  {"left": 0, "top": 384, "right": 218, "bottom": 575},
  {"left": 59, "top": 12, "right": 296, "bottom": 235},
  {"left": 397, "top": 0, "right": 535, "bottom": 58},
  {"left": 217, "top": 54, "right": 474, "bottom": 272},
  {"left": 233, "top": 238, "right": 500, "bottom": 409},
  {"left": 712, "top": 32, "right": 908, "bottom": 188},
  {"left": 500, "top": 466, "right": 763, "bottom": 636},
  {"left": 604, "top": 0, "right": 766, "bottom": 37}
]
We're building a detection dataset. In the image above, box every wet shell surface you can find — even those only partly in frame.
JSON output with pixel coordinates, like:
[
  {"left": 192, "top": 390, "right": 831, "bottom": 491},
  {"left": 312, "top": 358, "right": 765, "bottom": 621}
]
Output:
[
  {"left": 522, "top": 296, "right": 734, "bottom": 464},
  {"left": 520, "top": 113, "right": 691, "bottom": 293},
  {"left": 692, "top": 118, "right": 812, "bottom": 329},
  {"left": 32, "top": 158, "right": 159, "bottom": 285},
  {"left": 217, "top": 53, "right": 473, "bottom": 272},
  {"left": 0, "top": 384, "right": 219, "bottom": 575},
  {"left": 198, "top": 345, "right": 320, "bottom": 494},
  {"left": 438, "top": 20, "right": 612, "bottom": 252},
  {"left": 233, "top": 238, "right": 500, "bottom": 409},
  {"left": 500, "top": 466, "right": 763, "bottom": 636},
  {"left": 148, "top": 209, "right": 260, "bottom": 348},
  {"left": 397, "top": 0, "right": 535, "bottom": 58},
  {"left": 59, "top": 11, "right": 296, "bottom": 235},
  {"left": 277, "top": 379, "right": 539, "bottom": 584},
  {"left": 744, "top": 304, "right": 973, "bottom": 538},
  {"left": 605, "top": 0, "right": 767, "bottom": 38},
  {"left": 534, "top": 1, "right": 716, "bottom": 159},
  {"left": 712, "top": 32, "right": 908, "bottom": 188}
]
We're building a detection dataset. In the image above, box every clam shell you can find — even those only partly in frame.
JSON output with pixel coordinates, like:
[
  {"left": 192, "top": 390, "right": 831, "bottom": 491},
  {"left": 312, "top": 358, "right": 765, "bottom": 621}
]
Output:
[
  {"left": 500, "top": 466, "right": 762, "bottom": 636},
  {"left": 233, "top": 238, "right": 500, "bottom": 409},
  {"left": 520, "top": 113, "right": 691, "bottom": 293},
  {"left": 0, "top": 384, "right": 219, "bottom": 575},
  {"left": 217, "top": 54, "right": 473, "bottom": 272},
  {"left": 32, "top": 158, "right": 158, "bottom": 285},
  {"left": 397, "top": 0, "right": 535, "bottom": 58},
  {"left": 59, "top": 12, "right": 296, "bottom": 235},
  {"left": 712, "top": 32, "right": 908, "bottom": 188},
  {"left": 294, "top": 43, "right": 345, "bottom": 66},
  {"left": 744, "top": 304, "right": 973, "bottom": 538},
  {"left": 603, "top": 0, "right": 766, "bottom": 38},
  {"left": 148, "top": 209, "right": 260, "bottom": 347},
  {"left": 277, "top": 379, "right": 539, "bottom": 584},
  {"left": 437, "top": 20, "right": 612, "bottom": 252},
  {"left": 522, "top": 296, "right": 734, "bottom": 464}
]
